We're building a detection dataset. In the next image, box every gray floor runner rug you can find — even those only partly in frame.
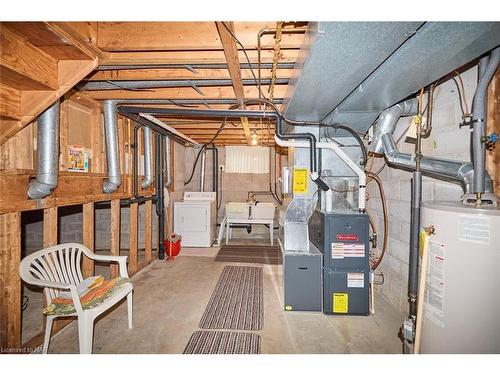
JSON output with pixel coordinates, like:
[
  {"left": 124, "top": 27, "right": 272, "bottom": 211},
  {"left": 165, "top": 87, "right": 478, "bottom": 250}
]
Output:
[
  {"left": 183, "top": 330, "right": 261, "bottom": 354},
  {"left": 215, "top": 244, "right": 283, "bottom": 265},
  {"left": 199, "top": 265, "right": 263, "bottom": 330}
]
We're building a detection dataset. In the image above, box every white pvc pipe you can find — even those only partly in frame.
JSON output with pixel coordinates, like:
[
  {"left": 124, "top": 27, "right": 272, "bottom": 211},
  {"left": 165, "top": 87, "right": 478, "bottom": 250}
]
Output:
[
  {"left": 139, "top": 113, "right": 200, "bottom": 146},
  {"left": 274, "top": 136, "right": 366, "bottom": 211}
]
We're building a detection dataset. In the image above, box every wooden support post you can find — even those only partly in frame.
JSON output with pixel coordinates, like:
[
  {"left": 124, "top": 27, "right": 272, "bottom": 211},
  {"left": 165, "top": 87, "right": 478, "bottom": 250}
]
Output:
[
  {"left": 144, "top": 199, "right": 152, "bottom": 264},
  {"left": 43, "top": 207, "right": 58, "bottom": 247},
  {"left": 110, "top": 199, "right": 120, "bottom": 278},
  {"left": 215, "top": 21, "right": 252, "bottom": 145},
  {"left": 82, "top": 202, "right": 94, "bottom": 278},
  {"left": 0, "top": 212, "right": 22, "bottom": 350},
  {"left": 129, "top": 202, "right": 138, "bottom": 274}
]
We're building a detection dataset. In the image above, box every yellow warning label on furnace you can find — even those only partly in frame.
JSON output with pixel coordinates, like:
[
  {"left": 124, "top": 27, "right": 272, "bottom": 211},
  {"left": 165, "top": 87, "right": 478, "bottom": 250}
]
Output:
[
  {"left": 333, "top": 293, "right": 348, "bottom": 313},
  {"left": 293, "top": 168, "right": 308, "bottom": 194}
]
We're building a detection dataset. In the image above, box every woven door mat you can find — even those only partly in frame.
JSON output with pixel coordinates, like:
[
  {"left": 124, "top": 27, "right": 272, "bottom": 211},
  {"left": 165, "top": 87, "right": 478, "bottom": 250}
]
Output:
[
  {"left": 199, "top": 265, "right": 263, "bottom": 331},
  {"left": 183, "top": 330, "right": 261, "bottom": 354},
  {"left": 215, "top": 244, "right": 282, "bottom": 265}
]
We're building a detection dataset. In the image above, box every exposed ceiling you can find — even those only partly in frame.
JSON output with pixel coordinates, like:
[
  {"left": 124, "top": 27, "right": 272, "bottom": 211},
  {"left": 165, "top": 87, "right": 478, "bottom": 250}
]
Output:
[{"left": 74, "top": 21, "right": 308, "bottom": 146}]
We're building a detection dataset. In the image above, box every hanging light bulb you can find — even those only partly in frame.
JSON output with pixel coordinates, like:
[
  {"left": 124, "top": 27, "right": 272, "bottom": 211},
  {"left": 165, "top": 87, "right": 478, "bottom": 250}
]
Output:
[{"left": 251, "top": 130, "right": 259, "bottom": 146}]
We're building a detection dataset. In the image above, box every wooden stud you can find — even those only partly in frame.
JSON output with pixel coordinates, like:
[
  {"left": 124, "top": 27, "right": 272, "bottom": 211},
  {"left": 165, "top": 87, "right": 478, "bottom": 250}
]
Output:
[
  {"left": 486, "top": 69, "right": 499, "bottom": 193},
  {"left": 59, "top": 101, "right": 69, "bottom": 171},
  {"left": 110, "top": 199, "right": 121, "bottom": 278},
  {"left": 129, "top": 203, "right": 138, "bottom": 274},
  {"left": 0, "top": 212, "right": 22, "bottom": 350},
  {"left": 144, "top": 199, "right": 152, "bottom": 264},
  {"left": 82, "top": 202, "right": 95, "bottom": 278},
  {"left": 43, "top": 207, "right": 58, "bottom": 247}
]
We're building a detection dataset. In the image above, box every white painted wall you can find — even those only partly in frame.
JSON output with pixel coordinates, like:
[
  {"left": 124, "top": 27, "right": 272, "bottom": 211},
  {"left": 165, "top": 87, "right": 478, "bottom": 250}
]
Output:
[{"left": 367, "top": 66, "right": 479, "bottom": 314}]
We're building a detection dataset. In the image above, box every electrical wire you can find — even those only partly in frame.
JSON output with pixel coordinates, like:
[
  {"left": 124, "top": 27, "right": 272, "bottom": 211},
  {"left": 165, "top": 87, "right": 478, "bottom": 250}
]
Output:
[
  {"left": 325, "top": 124, "right": 368, "bottom": 166},
  {"left": 184, "top": 118, "right": 228, "bottom": 185}
]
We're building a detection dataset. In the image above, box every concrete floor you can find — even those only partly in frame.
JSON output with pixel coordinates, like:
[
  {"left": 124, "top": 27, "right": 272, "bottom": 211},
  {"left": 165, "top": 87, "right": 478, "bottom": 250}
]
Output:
[{"left": 43, "top": 238, "right": 405, "bottom": 354}]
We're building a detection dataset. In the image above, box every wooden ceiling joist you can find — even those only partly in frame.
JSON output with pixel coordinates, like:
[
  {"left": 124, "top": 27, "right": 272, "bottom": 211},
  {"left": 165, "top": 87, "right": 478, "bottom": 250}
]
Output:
[
  {"left": 83, "top": 84, "right": 288, "bottom": 100},
  {"left": 95, "top": 22, "right": 306, "bottom": 52},
  {"left": 216, "top": 21, "right": 253, "bottom": 145}
]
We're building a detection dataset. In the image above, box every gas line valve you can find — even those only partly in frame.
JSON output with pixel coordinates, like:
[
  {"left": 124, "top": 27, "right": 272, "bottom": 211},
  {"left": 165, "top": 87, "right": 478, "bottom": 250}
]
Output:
[{"left": 482, "top": 133, "right": 499, "bottom": 151}]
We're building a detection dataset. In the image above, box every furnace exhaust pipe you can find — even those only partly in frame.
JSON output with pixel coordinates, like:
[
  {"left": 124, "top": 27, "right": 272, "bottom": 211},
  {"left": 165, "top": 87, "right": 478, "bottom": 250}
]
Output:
[
  {"left": 141, "top": 127, "right": 153, "bottom": 188},
  {"left": 371, "top": 98, "right": 495, "bottom": 194},
  {"left": 28, "top": 101, "right": 61, "bottom": 199},
  {"left": 103, "top": 100, "right": 121, "bottom": 193}
]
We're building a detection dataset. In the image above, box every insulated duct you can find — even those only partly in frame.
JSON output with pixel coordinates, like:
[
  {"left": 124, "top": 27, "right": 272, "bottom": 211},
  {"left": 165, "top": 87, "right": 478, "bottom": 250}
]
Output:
[
  {"left": 471, "top": 46, "right": 500, "bottom": 194},
  {"left": 103, "top": 100, "right": 121, "bottom": 193},
  {"left": 371, "top": 99, "right": 494, "bottom": 194},
  {"left": 28, "top": 101, "right": 60, "bottom": 199},
  {"left": 141, "top": 127, "right": 153, "bottom": 188}
]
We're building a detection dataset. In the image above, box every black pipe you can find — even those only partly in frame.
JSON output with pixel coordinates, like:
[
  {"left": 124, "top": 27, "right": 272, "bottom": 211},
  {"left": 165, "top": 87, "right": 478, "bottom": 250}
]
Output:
[
  {"left": 96, "top": 62, "right": 295, "bottom": 71},
  {"left": 94, "top": 195, "right": 157, "bottom": 208},
  {"left": 133, "top": 124, "right": 141, "bottom": 198},
  {"left": 117, "top": 106, "right": 329, "bottom": 192},
  {"left": 156, "top": 133, "right": 166, "bottom": 260},
  {"left": 210, "top": 145, "right": 219, "bottom": 209},
  {"left": 408, "top": 171, "right": 422, "bottom": 319},
  {"left": 325, "top": 124, "right": 368, "bottom": 166}
]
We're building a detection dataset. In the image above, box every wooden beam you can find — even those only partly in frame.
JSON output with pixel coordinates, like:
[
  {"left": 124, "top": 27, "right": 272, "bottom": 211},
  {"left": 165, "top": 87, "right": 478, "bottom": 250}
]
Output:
[
  {"left": 98, "top": 48, "right": 299, "bottom": 66},
  {"left": 82, "top": 202, "right": 95, "bottom": 278},
  {"left": 0, "top": 173, "right": 132, "bottom": 215},
  {"left": 129, "top": 203, "right": 138, "bottom": 274},
  {"left": 0, "top": 83, "right": 21, "bottom": 120},
  {"left": 144, "top": 199, "right": 152, "bottom": 264},
  {"left": 86, "top": 67, "right": 293, "bottom": 81},
  {"left": 216, "top": 21, "right": 251, "bottom": 145},
  {"left": 95, "top": 22, "right": 306, "bottom": 52},
  {"left": 0, "top": 212, "right": 21, "bottom": 350},
  {"left": 83, "top": 85, "right": 288, "bottom": 100},
  {"left": 0, "top": 27, "right": 59, "bottom": 90},
  {"left": 110, "top": 199, "right": 120, "bottom": 278}
]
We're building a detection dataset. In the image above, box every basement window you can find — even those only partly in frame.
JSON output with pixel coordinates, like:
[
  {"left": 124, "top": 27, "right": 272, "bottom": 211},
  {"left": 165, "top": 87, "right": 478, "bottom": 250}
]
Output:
[{"left": 225, "top": 146, "right": 270, "bottom": 174}]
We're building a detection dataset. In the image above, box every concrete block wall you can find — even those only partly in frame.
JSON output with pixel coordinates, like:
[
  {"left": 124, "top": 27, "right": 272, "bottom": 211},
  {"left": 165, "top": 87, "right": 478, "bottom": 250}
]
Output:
[
  {"left": 180, "top": 145, "right": 287, "bottom": 239},
  {"left": 367, "top": 66, "right": 478, "bottom": 314}
]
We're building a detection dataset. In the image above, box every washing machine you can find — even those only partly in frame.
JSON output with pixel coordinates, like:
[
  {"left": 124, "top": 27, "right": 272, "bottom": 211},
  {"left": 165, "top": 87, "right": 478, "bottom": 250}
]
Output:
[{"left": 174, "top": 192, "right": 216, "bottom": 247}]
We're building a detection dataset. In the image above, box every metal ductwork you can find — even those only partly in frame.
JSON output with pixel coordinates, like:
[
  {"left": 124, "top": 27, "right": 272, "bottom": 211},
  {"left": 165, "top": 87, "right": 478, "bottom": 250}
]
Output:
[
  {"left": 284, "top": 22, "right": 500, "bottom": 133},
  {"left": 141, "top": 127, "right": 153, "bottom": 188},
  {"left": 471, "top": 46, "right": 500, "bottom": 194},
  {"left": 371, "top": 98, "right": 419, "bottom": 154},
  {"left": 103, "top": 100, "right": 121, "bottom": 193},
  {"left": 371, "top": 99, "right": 494, "bottom": 194},
  {"left": 28, "top": 101, "right": 60, "bottom": 199}
]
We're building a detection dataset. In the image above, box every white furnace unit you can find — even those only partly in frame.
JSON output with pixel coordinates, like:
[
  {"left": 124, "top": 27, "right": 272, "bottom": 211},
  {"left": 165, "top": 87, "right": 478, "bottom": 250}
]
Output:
[{"left": 174, "top": 192, "right": 216, "bottom": 247}]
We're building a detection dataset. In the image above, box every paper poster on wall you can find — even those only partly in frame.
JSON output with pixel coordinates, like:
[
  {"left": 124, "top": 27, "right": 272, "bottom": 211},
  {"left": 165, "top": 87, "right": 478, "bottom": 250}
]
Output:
[{"left": 68, "top": 145, "right": 89, "bottom": 172}]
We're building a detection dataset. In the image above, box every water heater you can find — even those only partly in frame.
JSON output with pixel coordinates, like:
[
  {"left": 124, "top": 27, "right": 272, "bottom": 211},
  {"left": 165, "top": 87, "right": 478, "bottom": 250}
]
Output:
[{"left": 420, "top": 201, "right": 500, "bottom": 353}]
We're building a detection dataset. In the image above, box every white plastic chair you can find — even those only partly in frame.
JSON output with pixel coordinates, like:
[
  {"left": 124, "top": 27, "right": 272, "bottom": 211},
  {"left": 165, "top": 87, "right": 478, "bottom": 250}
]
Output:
[{"left": 19, "top": 243, "right": 133, "bottom": 354}]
